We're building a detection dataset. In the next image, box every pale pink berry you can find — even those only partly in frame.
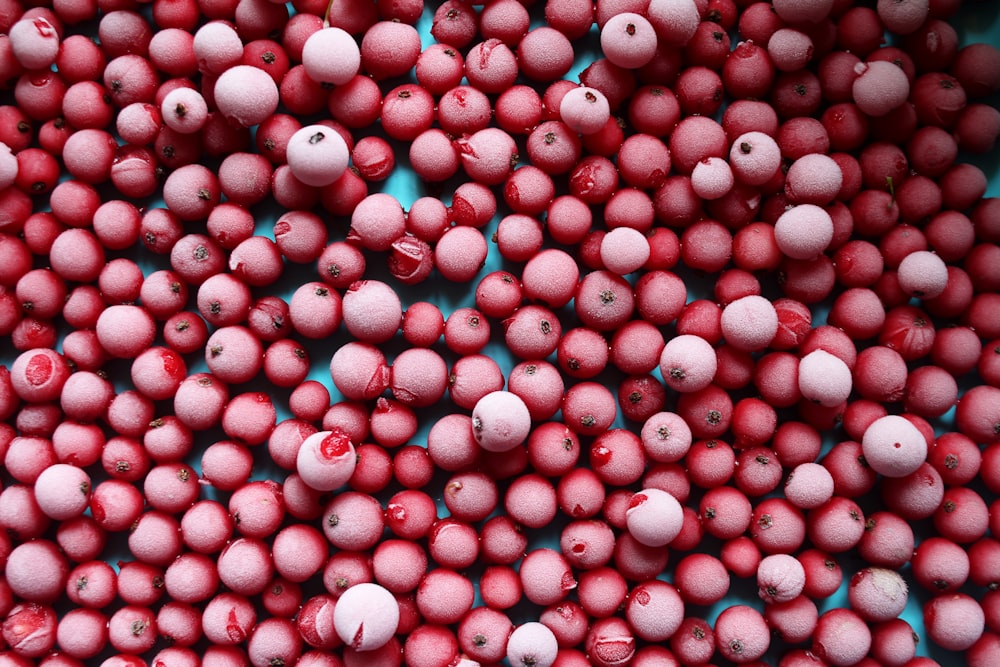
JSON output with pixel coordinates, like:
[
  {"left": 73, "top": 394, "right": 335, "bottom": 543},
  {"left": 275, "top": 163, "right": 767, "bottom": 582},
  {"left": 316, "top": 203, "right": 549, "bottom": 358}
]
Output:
[
  {"left": 303, "top": 27, "right": 361, "bottom": 86},
  {"left": 286, "top": 125, "right": 350, "bottom": 187},
  {"left": 506, "top": 622, "right": 559, "bottom": 667},
  {"left": 774, "top": 204, "right": 835, "bottom": 260},
  {"left": 625, "top": 488, "right": 683, "bottom": 547},
  {"left": 720, "top": 295, "right": 779, "bottom": 352},
  {"left": 862, "top": 415, "right": 928, "bottom": 478},
  {"left": 757, "top": 554, "right": 806, "bottom": 604},
  {"left": 659, "top": 334, "right": 717, "bottom": 393},
  {"left": 33, "top": 464, "right": 91, "bottom": 521},
  {"left": 690, "top": 157, "right": 734, "bottom": 200},
  {"left": 897, "top": 250, "right": 949, "bottom": 299},
  {"left": 730, "top": 132, "right": 781, "bottom": 186},
  {"left": 600, "top": 13, "right": 657, "bottom": 69},
  {"left": 213, "top": 65, "right": 280, "bottom": 128},
  {"left": 472, "top": 391, "right": 531, "bottom": 452},
  {"left": 798, "top": 349, "right": 852, "bottom": 407},
  {"left": 559, "top": 87, "right": 611, "bottom": 135},
  {"left": 296, "top": 429, "right": 357, "bottom": 491},
  {"left": 853, "top": 60, "right": 910, "bottom": 117},
  {"left": 333, "top": 582, "right": 399, "bottom": 652}
]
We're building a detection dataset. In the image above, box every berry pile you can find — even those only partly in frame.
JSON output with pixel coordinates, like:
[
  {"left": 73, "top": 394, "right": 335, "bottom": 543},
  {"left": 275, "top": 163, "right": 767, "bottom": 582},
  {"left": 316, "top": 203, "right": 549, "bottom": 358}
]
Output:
[{"left": 1, "top": 0, "right": 999, "bottom": 666}]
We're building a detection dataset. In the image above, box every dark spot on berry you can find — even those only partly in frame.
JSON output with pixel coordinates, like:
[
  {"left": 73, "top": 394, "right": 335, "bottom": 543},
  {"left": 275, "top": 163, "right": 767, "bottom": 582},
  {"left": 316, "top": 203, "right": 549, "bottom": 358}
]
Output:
[
  {"left": 629, "top": 391, "right": 642, "bottom": 404},
  {"left": 758, "top": 514, "right": 773, "bottom": 529},
  {"left": 706, "top": 410, "right": 722, "bottom": 425},
  {"left": 262, "top": 51, "right": 276, "bottom": 64},
  {"left": 600, "top": 289, "right": 615, "bottom": 304},
  {"left": 309, "top": 132, "right": 326, "bottom": 144},
  {"left": 193, "top": 245, "right": 209, "bottom": 261}
]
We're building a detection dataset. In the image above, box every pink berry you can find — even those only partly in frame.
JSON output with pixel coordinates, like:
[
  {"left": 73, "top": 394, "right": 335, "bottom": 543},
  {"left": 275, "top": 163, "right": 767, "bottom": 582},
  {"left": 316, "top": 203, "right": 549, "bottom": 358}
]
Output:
[{"left": 714, "top": 604, "right": 770, "bottom": 663}]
